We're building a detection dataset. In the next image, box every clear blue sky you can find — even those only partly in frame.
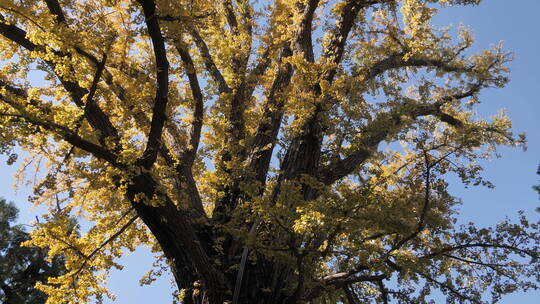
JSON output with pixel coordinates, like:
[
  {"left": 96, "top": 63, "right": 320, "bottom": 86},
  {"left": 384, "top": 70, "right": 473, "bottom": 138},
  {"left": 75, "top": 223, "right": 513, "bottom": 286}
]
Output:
[{"left": 1, "top": 0, "right": 539, "bottom": 303}]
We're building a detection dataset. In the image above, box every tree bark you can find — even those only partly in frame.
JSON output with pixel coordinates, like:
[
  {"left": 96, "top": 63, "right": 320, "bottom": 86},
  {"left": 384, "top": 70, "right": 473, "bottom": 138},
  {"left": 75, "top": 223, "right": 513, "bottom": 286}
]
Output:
[{"left": 170, "top": 255, "right": 293, "bottom": 304}]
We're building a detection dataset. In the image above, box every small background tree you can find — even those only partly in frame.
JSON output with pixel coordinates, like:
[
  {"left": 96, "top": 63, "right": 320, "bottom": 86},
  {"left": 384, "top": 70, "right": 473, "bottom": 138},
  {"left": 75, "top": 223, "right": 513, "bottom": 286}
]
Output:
[{"left": 0, "top": 198, "right": 67, "bottom": 304}]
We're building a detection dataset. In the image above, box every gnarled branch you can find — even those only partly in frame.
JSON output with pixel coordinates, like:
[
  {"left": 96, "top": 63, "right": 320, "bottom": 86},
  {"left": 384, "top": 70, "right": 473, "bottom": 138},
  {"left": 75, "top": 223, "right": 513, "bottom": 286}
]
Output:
[{"left": 135, "top": 0, "right": 170, "bottom": 170}]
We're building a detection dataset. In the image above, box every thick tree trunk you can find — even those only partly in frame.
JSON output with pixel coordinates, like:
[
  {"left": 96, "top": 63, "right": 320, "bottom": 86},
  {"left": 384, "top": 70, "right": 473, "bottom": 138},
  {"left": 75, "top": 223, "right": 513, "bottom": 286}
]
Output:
[
  {"left": 170, "top": 255, "right": 293, "bottom": 304},
  {"left": 123, "top": 172, "right": 297, "bottom": 304}
]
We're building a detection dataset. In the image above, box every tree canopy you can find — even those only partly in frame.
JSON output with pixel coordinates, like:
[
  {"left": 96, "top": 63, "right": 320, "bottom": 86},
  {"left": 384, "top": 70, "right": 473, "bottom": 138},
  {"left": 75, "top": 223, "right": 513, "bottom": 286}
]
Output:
[
  {"left": 0, "top": 198, "right": 67, "bottom": 304},
  {"left": 0, "top": 0, "right": 539, "bottom": 303}
]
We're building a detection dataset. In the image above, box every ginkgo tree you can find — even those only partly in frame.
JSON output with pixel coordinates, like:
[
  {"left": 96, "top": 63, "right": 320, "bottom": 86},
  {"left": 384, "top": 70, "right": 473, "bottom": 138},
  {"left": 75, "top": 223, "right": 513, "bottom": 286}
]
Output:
[{"left": 0, "top": 0, "right": 539, "bottom": 303}]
